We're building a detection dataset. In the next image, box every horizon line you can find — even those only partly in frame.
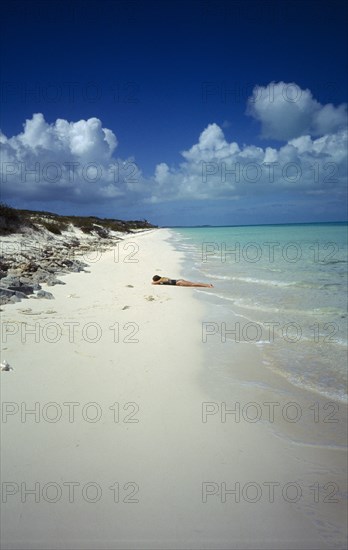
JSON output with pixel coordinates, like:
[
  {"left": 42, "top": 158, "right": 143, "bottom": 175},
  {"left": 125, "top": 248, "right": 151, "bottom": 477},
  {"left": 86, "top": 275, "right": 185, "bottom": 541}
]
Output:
[{"left": 163, "top": 221, "right": 348, "bottom": 228}]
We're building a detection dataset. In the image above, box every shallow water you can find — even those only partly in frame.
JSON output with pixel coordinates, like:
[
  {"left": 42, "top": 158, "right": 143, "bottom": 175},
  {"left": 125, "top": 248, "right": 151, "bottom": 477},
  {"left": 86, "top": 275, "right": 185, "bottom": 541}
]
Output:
[{"left": 169, "top": 223, "right": 348, "bottom": 403}]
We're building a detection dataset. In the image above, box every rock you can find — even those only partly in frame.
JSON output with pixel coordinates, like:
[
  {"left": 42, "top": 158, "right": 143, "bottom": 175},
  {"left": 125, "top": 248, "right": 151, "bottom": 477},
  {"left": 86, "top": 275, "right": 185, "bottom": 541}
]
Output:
[
  {"left": 44, "top": 265, "right": 59, "bottom": 273},
  {"left": 0, "top": 288, "right": 28, "bottom": 302},
  {"left": 31, "top": 270, "right": 51, "bottom": 283},
  {"left": 14, "top": 291, "right": 28, "bottom": 300},
  {"left": 61, "top": 259, "right": 73, "bottom": 267},
  {"left": 1, "top": 360, "right": 13, "bottom": 371},
  {"left": 19, "top": 277, "right": 41, "bottom": 291},
  {"left": 70, "top": 239, "right": 80, "bottom": 247},
  {"left": 8, "top": 285, "right": 35, "bottom": 295},
  {"left": 32, "top": 283, "right": 42, "bottom": 291},
  {"left": 19, "top": 276, "right": 32, "bottom": 284},
  {"left": 25, "top": 262, "right": 38, "bottom": 272},
  {"left": 0, "top": 288, "right": 15, "bottom": 297},
  {"left": 47, "top": 278, "right": 65, "bottom": 286},
  {"left": 36, "top": 290, "right": 54, "bottom": 299},
  {"left": 1, "top": 276, "right": 21, "bottom": 286}
]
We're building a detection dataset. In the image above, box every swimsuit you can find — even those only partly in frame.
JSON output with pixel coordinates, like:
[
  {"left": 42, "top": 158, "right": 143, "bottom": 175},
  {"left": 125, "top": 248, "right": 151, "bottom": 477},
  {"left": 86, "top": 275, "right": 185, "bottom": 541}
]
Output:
[{"left": 160, "top": 279, "right": 177, "bottom": 285}]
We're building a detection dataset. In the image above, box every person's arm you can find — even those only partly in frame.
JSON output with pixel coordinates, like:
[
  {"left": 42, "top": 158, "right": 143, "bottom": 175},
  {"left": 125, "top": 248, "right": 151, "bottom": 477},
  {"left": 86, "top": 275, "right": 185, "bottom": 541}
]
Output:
[{"left": 152, "top": 277, "right": 166, "bottom": 285}]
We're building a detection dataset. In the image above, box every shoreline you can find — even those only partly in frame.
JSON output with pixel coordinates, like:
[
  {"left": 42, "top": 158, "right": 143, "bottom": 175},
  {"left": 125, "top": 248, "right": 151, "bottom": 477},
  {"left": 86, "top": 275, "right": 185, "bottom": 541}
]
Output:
[
  {"left": 165, "top": 226, "right": 347, "bottom": 405},
  {"left": 1, "top": 229, "right": 347, "bottom": 549},
  {"left": 169, "top": 226, "right": 347, "bottom": 446}
]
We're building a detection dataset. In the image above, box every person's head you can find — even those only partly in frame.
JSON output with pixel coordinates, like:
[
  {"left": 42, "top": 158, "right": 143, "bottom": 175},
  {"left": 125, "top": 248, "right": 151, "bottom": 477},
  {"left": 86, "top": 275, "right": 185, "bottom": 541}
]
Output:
[{"left": 152, "top": 275, "right": 161, "bottom": 281}]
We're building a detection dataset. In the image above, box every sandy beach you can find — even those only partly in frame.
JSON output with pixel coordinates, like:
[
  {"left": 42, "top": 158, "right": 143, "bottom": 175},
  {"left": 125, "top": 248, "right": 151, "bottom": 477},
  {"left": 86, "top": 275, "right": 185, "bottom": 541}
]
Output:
[{"left": 1, "top": 228, "right": 347, "bottom": 550}]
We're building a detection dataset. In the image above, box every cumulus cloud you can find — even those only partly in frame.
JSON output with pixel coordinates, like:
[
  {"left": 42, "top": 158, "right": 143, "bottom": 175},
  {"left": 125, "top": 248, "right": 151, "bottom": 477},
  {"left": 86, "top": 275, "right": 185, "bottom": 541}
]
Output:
[
  {"left": 0, "top": 113, "right": 140, "bottom": 205},
  {"left": 182, "top": 123, "right": 240, "bottom": 162},
  {"left": 8, "top": 113, "right": 117, "bottom": 158},
  {"left": 0, "top": 82, "right": 347, "bottom": 217},
  {"left": 247, "top": 81, "right": 347, "bottom": 140},
  {"left": 147, "top": 119, "right": 347, "bottom": 204}
]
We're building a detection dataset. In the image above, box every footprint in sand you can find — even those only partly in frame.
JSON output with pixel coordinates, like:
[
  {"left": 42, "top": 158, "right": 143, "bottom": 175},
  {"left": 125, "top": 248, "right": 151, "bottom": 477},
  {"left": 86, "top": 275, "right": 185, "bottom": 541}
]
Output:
[
  {"left": 122, "top": 305, "right": 130, "bottom": 310},
  {"left": 73, "top": 351, "right": 96, "bottom": 358},
  {"left": 19, "top": 308, "right": 42, "bottom": 315},
  {"left": 144, "top": 295, "right": 156, "bottom": 301},
  {"left": 19, "top": 308, "right": 57, "bottom": 316},
  {"left": 126, "top": 284, "right": 134, "bottom": 288}
]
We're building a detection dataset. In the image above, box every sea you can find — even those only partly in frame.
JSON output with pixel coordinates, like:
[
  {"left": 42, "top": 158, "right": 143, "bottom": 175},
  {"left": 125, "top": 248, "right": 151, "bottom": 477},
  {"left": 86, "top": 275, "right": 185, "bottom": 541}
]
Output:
[{"left": 168, "top": 223, "right": 348, "bottom": 403}]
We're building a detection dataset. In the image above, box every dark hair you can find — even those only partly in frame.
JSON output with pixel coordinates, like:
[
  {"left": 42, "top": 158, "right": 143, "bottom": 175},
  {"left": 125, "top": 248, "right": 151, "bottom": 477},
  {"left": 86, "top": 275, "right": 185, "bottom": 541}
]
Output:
[{"left": 152, "top": 275, "right": 161, "bottom": 281}]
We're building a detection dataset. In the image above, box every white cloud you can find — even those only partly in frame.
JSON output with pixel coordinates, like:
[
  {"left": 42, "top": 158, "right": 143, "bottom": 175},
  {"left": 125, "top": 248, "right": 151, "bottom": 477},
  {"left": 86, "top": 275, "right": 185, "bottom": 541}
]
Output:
[
  {"left": 154, "top": 162, "right": 170, "bottom": 185},
  {"left": 149, "top": 124, "right": 347, "bottom": 203},
  {"left": 0, "top": 82, "right": 347, "bottom": 214},
  {"left": 182, "top": 123, "right": 240, "bottom": 162},
  {"left": 0, "top": 113, "right": 137, "bottom": 204},
  {"left": 15, "top": 113, "right": 117, "bottom": 159},
  {"left": 312, "top": 103, "right": 347, "bottom": 137},
  {"left": 247, "top": 81, "right": 347, "bottom": 140}
]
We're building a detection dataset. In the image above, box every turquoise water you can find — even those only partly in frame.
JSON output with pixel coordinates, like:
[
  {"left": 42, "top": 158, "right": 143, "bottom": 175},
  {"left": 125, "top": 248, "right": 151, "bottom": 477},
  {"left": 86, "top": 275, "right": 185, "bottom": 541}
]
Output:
[{"left": 168, "top": 223, "right": 348, "bottom": 402}]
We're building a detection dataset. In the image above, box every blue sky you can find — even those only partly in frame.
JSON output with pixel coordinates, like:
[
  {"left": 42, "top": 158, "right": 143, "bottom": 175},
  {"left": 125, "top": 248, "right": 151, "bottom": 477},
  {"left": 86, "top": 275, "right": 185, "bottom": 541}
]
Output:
[{"left": 1, "top": 0, "right": 347, "bottom": 226}]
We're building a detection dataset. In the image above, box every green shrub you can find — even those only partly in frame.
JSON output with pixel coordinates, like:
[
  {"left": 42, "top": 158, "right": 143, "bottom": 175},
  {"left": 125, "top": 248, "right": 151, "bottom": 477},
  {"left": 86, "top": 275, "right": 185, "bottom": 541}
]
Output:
[{"left": 0, "top": 202, "right": 20, "bottom": 222}]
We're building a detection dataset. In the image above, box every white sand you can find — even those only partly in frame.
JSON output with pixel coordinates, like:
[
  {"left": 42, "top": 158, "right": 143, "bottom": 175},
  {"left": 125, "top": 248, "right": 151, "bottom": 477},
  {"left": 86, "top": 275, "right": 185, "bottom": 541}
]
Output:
[{"left": 1, "top": 229, "right": 347, "bottom": 549}]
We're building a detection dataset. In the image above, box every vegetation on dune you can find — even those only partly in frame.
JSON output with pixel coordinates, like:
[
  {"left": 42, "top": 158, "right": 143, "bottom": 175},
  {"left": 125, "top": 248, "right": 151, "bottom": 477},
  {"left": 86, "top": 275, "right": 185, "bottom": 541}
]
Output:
[
  {"left": 0, "top": 203, "right": 157, "bottom": 236},
  {"left": 0, "top": 203, "right": 33, "bottom": 234}
]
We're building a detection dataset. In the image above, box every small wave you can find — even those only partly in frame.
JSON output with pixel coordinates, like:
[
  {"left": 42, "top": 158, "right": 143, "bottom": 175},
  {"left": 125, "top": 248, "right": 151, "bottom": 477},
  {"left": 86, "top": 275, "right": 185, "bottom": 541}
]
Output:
[
  {"left": 197, "top": 272, "right": 233, "bottom": 281},
  {"left": 318, "top": 259, "right": 347, "bottom": 265},
  {"left": 198, "top": 290, "right": 346, "bottom": 319},
  {"left": 194, "top": 270, "right": 346, "bottom": 294},
  {"left": 261, "top": 359, "right": 348, "bottom": 404},
  {"left": 197, "top": 273, "right": 297, "bottom": 287},
  {"left": 225, "top": 276, "right": 344, "bottom": 291},
  {"left": 268, "top": 430, "right": 348, "bottom": 450},
  {"left": 310, "top": 306, "right": 346, "bottom": 316},
  {"left": 232, "top": 276, "right": 296, "bottom": 287}
]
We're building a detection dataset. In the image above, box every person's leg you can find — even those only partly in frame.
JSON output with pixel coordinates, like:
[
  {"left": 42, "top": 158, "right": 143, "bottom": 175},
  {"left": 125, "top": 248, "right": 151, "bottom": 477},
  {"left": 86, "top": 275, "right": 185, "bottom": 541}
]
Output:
[{"left": 176, "top": 280, "right": 213, "bottom": 287}]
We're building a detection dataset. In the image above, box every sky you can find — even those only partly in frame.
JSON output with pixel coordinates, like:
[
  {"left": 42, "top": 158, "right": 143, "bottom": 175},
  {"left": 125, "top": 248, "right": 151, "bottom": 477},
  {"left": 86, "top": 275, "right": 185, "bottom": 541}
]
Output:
[{"left": 0, "top": 0, "right": 347, "bottom": 226}]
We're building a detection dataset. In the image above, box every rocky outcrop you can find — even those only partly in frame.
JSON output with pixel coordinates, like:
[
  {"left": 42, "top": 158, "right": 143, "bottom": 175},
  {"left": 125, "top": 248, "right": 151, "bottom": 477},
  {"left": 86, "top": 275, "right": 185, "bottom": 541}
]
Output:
[
  {"left": 0, "top": 205, "right": 157, "bottom": 307},
  {"left": 0, "top": 246, "right": 88, "bottom": 305},
  {"left": 1, "top": 228, "right": 120, "bottom": 305}
]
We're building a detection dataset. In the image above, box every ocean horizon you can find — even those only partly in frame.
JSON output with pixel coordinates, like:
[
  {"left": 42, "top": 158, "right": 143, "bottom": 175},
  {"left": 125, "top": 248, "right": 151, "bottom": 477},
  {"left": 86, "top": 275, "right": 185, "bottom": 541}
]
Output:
[{"left": 165, "top": 221, "right": 347, "bottom": 228}]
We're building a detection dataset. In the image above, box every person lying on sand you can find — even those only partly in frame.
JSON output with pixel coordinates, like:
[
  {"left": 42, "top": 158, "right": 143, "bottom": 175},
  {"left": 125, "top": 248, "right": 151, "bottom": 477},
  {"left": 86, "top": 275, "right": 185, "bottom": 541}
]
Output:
[{"left": 152, "top": 275, "right": 213, "bottom": 287}]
